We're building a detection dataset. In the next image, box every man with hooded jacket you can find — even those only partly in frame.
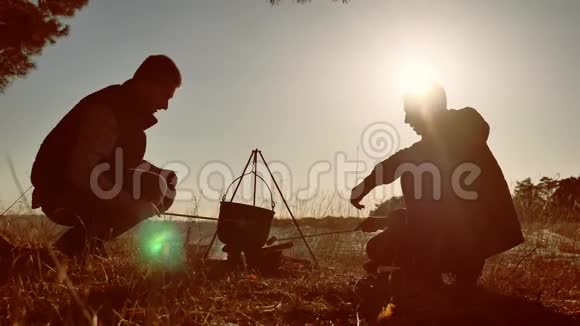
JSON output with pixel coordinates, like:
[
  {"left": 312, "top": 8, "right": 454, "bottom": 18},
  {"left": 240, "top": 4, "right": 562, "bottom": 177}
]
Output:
[{"left": 351, "top": 84, "right": 524, "bottom": 287}]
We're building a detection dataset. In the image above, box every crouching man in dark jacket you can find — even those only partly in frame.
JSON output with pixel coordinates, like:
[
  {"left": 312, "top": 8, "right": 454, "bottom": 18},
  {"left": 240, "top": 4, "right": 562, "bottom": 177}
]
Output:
[
  {"left": 351, "top": 84, "right": 524, "bottom": 289},
  {"left": 30, "top": 55, "right": 182, "bottom": 257}
]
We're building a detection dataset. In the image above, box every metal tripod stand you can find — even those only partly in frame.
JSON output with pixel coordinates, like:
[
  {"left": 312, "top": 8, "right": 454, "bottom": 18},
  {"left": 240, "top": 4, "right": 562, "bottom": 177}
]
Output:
[{"left": 204, "top": 149, "right": 318, "bottom": 266}]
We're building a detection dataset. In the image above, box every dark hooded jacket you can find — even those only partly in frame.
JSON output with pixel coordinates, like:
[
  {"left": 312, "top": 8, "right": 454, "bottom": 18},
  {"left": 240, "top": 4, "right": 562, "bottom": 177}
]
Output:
[
  {"left": 358, "top": 107, "right": 524, "bottom": 260},
  {"left": 30, "top": 83, "right": 158, "bottom": 214}
]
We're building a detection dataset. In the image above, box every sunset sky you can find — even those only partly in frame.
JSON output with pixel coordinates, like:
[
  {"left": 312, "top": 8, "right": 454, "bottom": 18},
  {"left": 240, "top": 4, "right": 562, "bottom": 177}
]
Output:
[{"left": 1, "top": 0, "right": 579, "bottom": 216}]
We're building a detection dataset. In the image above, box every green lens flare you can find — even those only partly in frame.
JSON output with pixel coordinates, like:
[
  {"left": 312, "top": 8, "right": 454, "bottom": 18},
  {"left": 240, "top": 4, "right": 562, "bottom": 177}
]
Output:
[{"left": 136, "top": 221, "right": 184, "bottom": 269}]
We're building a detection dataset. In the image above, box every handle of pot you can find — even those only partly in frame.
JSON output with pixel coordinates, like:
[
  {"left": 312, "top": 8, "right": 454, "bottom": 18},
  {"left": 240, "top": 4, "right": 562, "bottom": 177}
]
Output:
[{"left": 222, "top": 172, "right": 276, "bottom": 210}]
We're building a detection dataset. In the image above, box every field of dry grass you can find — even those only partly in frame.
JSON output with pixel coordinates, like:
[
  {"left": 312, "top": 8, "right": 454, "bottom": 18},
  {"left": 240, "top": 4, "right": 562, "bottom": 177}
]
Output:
[{"left": 0, "top": 214, "right": 578, "bottom": 325}]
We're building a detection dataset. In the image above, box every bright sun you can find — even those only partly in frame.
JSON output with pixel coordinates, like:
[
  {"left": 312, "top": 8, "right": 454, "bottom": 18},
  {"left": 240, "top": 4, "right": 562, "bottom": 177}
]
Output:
[{"left": 398, "top": 62, "right": 437, "bottom": 96}]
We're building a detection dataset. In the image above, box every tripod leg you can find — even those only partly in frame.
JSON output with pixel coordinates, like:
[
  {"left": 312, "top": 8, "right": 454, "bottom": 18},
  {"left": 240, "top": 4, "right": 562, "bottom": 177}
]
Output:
[
  {"left": 229, "top": 150, "right": 255, "bottom": 202},
  {"left": 257, "top": 150, "right": 319, "bottom": 266}
]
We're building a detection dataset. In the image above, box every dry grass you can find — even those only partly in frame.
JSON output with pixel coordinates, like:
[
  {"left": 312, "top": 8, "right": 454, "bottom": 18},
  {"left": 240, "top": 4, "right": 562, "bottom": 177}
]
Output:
[
  {"left": 0, "top": 242, "right": 360, "bottom": 325},
  {"left": 0, "top": 216, "right": 578, "bottom": 325}
]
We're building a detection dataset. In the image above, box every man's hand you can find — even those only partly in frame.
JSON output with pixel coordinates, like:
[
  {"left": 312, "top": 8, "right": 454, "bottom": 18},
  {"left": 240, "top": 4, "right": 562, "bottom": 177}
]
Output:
[
  {"left": 350, "top": 198, "right": 365, "bottom": 210},
  {"left": 350, "top": 183, "right": 367, "bottom": 210},
  {"left": 162, "top": 169, "right": 178, "bottom": 190},
  {"left": 137, "top": 166, "right": 178, "bottom": 212},
  {"left": 133, "top": 200, "right": 160, "bottom": 219},
  {"left": 355, "top": 217, "right": 389, "bottom": 233}
]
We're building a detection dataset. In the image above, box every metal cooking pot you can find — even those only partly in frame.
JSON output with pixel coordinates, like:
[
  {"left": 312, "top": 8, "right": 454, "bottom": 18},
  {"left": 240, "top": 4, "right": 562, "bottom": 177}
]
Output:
[
  {"left": 217, "top": 201, "right": 275, "bottom": 250},
  {"left": 217, "top": 173, "right": 275, "bottom": 250}
]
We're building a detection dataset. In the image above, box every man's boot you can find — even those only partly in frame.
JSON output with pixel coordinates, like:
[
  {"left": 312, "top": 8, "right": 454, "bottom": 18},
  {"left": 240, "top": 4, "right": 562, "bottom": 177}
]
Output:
[
  {"left": 0, "top": 235, "right": 14, "bottom": 258},
  {"left": 0, "top": 235, "right": 14, "bottom": 284},
  {"left": 89, "top": 238, "right": 109, "bottom": 258},
  {"left": 54, "top": 226, "right": 88, "bottom": 257},
  {"left": 454, "top": 258, "right": 485, "bottom": 296},
  {"left": 355, "top": 272, "right": 392, "bottom": 324}
]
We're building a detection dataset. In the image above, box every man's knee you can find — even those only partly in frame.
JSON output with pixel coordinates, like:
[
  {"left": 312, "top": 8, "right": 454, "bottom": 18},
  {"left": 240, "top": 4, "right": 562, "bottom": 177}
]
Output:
[
  {"left": 365, "top": 231, "right": 400, "bottom": 264},
  {"left": 365, "top": 209, "right": 407, "bottom": 264},
  {"left": 366, "top": 233, "right": 385, "bottom": 262},
  {"left": 41, "top": 192, "right": 92, "bottom": 227}
]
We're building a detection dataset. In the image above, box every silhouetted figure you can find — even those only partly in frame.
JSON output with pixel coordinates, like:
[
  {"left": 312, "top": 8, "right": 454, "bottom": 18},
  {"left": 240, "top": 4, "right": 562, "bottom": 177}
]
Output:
[
  {"left": 351, "top": 84, "right": 524, "bottom": 309},
  {"left": 29, "top": 55, "right": 182, "bottom": 257}
]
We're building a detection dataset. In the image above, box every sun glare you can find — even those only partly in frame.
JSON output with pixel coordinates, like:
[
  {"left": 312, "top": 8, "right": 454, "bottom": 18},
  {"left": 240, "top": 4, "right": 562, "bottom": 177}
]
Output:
[
  {"left": 137, "top": 222, "right": 185, "bottom": 269},
  {"left": 398, "top": 62, "right": 437, "bottom": 96}
]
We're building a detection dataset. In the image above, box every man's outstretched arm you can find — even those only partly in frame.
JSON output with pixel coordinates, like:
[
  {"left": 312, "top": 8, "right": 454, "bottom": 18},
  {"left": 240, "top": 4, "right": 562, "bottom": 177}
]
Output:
[{"left": 350, "top": 146, "right": 414, "bottom": 209}]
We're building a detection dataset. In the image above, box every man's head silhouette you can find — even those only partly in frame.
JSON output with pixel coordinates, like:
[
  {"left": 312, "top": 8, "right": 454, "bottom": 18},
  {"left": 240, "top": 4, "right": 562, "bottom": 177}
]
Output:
[
  {"left": 403, "top": 83, "right": 447, "bottom": 136},
  {"left": 131, "top": 55, "right": 182, "bottom": 115}
]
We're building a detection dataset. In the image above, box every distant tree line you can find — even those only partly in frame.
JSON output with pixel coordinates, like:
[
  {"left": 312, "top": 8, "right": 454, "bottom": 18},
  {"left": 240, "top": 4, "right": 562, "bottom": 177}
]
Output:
[
  {"left": 513, "top": 176, "right": 580, "bottom": 223},
  {"left": 371, "top": 176, "right": 580, "bottom": 224}
]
